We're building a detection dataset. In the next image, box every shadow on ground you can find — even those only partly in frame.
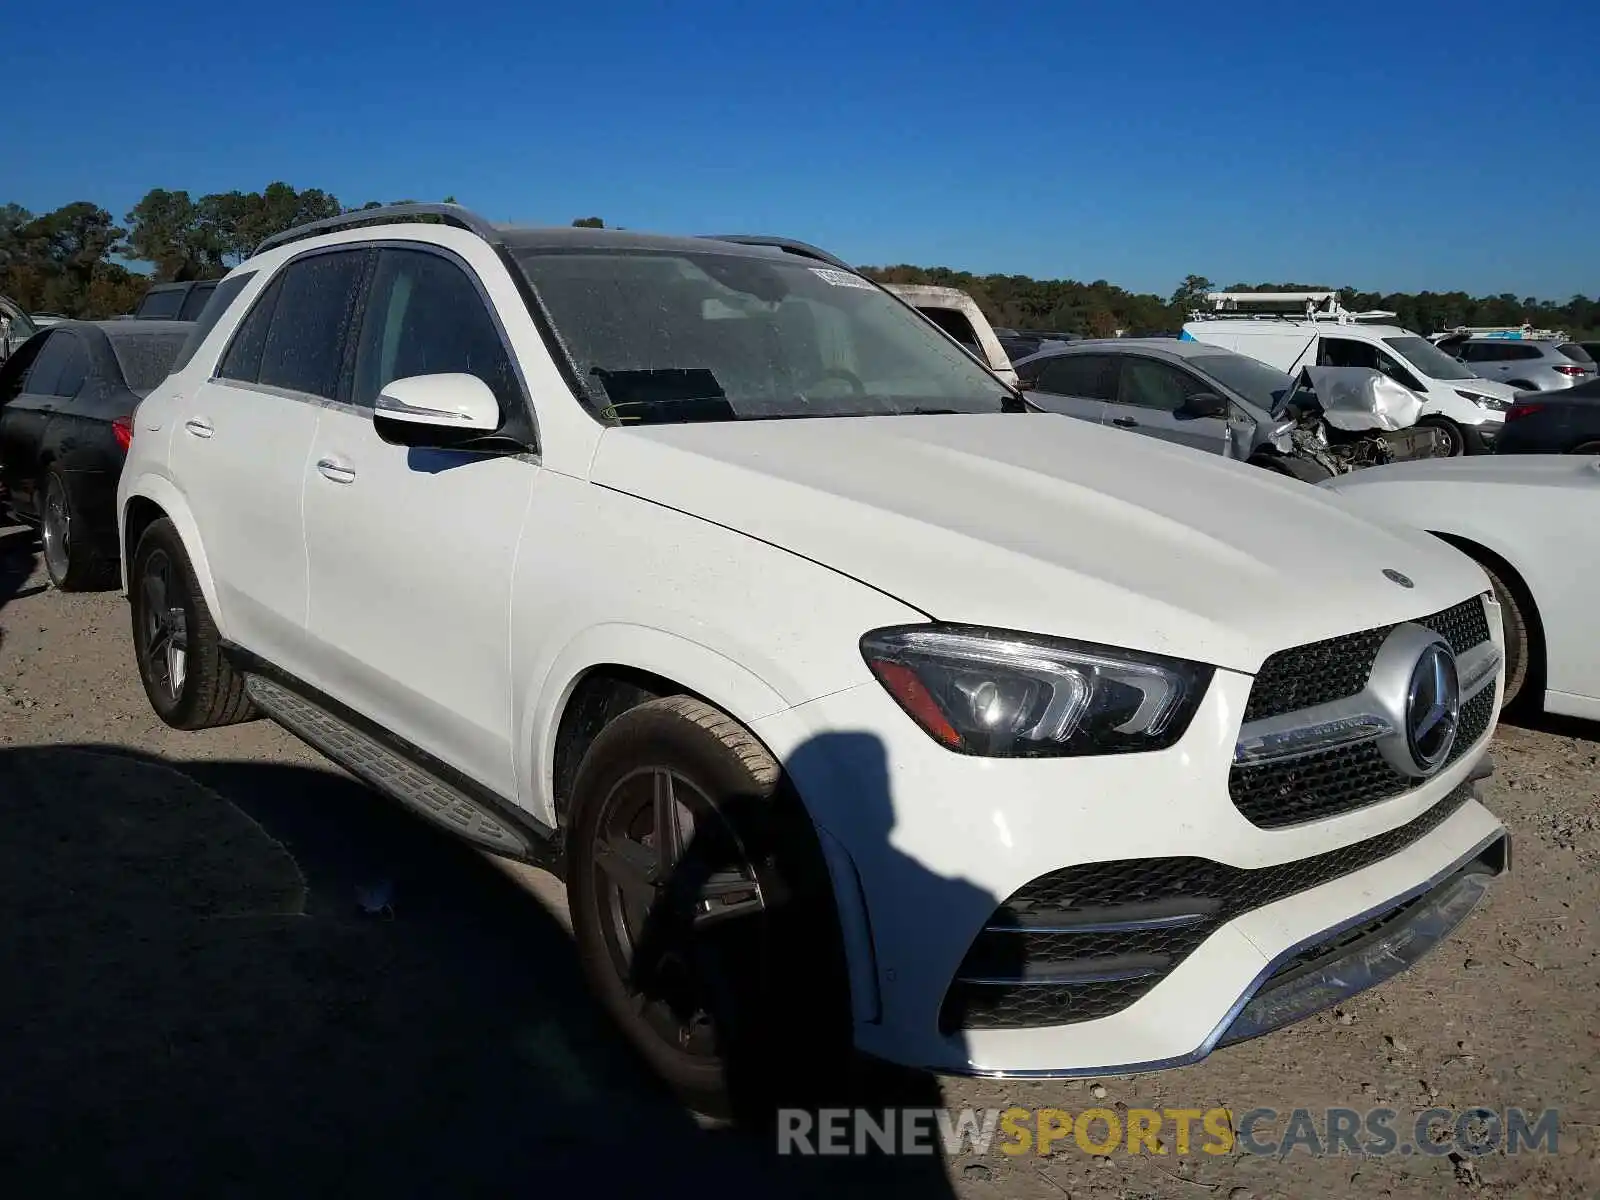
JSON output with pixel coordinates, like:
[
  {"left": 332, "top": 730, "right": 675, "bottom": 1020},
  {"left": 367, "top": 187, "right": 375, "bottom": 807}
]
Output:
[
  {"left": 0, "top": 745, "right": 953, "bottom": 1198},
  {"left": 1503, "top": 707, "right": 1600, "bottom": 743}
]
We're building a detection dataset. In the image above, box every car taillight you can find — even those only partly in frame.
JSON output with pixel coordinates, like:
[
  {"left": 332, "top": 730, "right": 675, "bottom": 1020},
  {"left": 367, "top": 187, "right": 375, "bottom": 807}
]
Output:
[
  {"left": 1505, "top": 403, "right": 1541, "bottom": 422},
  {"left": 112, "top": 418, "right": 133, "bottom": 451},
  {"left": 1554, "top": 364, "right": 1589, "bottom": 377}
]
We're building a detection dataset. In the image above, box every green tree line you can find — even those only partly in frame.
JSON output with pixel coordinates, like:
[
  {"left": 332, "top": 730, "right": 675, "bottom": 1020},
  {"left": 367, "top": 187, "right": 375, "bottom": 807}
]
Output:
[{"left": 4, "top": 185, "right": 1596, "bottom": 337}]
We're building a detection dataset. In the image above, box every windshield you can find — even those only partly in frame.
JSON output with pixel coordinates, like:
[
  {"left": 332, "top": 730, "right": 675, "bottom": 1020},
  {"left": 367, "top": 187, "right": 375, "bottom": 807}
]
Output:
[
  {"left": 1384, "top": 335, "right": 1476, "bottom": 381},
  {"left": 110, "top": 332, "right": 187, "bottom": 393},
  {"left": 1188, "top": 353, "right": 1296, "bottom": 412},
  {"left": 512, "top": 248, "right": 1017, "bottom": 422}
]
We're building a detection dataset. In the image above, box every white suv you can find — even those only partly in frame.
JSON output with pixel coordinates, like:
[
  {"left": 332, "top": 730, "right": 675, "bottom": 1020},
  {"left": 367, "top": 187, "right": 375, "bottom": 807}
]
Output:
[{"left": 118, "top": 205, "right": 1510, "bottom": 1118}]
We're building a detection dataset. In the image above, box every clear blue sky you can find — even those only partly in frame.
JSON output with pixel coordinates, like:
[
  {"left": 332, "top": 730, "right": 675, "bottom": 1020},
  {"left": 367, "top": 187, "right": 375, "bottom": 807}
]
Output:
[{"left": 3, "top": 0, "right": 1595, "bottom": 299}]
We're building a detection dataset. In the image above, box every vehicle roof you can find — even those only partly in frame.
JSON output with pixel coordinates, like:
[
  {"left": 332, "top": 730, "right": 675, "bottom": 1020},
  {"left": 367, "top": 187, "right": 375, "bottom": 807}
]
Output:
[
  {"left": 42, "top": 318, "right": 193, "bottom": 341},
  {"left": 493, "top": 225, "right": 829, "bottom": 263},
  {"left": 1185, "top": 318, "right": 1413, "bottom": 339},
  {"left": 141, "top": 280, "right": 213, "bottom": 292},
  {"left": 1015, "top": 337, "right": 1250, "bottom": 366}
]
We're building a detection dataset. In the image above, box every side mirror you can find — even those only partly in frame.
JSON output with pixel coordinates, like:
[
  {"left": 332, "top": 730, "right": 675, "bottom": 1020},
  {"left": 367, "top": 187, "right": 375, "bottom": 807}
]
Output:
[
  {"left": 1180, "top": 392, "right": 1227, "bottom": 419},
  {"left": 372, "top": 373, "right": 504, "bottom": 449}
]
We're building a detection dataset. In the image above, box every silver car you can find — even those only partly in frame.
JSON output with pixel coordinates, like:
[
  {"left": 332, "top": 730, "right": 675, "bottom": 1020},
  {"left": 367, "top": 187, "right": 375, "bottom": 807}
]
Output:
[{"left": 1443, "top": 334, "right": 1597, "bottom": 393}]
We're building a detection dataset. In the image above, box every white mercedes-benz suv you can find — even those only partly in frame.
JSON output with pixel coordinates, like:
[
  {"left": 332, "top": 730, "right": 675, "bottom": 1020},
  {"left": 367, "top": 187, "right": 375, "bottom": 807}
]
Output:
[{"left": 118, "top": 205, "right": 1509, "bottom": 1118}]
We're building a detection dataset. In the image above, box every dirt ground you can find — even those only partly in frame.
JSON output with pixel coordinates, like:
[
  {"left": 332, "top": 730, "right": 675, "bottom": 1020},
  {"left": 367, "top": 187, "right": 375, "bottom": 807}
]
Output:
[{"left": 2, "top": 522, "right": 1596, "bottom": 1199}]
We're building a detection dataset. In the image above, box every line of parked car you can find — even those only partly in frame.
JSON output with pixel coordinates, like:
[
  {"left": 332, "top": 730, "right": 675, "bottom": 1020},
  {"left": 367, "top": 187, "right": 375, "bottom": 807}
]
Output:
[{"left": 0, "top": 214, "right": 1592, "bottom": 1123}]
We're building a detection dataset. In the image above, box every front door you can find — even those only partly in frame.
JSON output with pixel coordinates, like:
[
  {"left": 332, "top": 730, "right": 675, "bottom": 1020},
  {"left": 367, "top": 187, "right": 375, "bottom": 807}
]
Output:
[
  {"left": 0, "top": 330, "right": 87, "bottom": 515},
  {"left": 1025, "top": 353, "right": 1117, "bottom": 425},
  {"left": 1102, "top": 356, "right": 1229, "bottom": 454},
  {"left": 301, "top": 245, "right": 536, "bottom": 798}
]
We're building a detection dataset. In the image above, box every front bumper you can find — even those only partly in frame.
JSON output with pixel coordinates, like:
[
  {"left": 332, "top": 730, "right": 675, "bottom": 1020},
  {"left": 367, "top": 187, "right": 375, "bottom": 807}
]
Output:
[{"left": 752, "top": 606, "right": 1507, "bottom": 1077}]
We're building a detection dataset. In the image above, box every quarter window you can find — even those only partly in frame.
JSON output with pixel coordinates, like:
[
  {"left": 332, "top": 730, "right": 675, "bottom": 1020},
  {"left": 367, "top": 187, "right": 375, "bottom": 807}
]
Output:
[
  {"left": 256, "top": 251, "right": 367, "bottom": 399},
  {"left": 350, "top": 248, "right": 517, "bottom": 412},
  {"left": 170, "top": 271, "right": 256, "bottom": 375},
  {"left": 21, "top": 331, "right": 77, "bottom": 396}
]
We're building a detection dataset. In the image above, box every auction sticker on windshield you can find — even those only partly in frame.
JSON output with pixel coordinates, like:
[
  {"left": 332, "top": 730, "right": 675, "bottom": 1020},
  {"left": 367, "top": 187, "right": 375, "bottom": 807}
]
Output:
[{"left": 811, "top": 267, "right": 874, "bottom": 289}]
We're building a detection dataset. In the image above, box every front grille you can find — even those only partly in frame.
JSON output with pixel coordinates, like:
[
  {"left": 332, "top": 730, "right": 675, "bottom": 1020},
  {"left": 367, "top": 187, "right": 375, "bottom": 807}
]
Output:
[
  {"left": 1231, "top": 595, "right": 1494, "bottom": 827},
  {"left": 1243, "top": 596, "right": 1491, "bottom": 723},
  {"left": 941, "top": 781, "right": 1473, "bottom": 1031},
  {"left": 1230, "top": 685, "right": 1495, "bottom": 829}
]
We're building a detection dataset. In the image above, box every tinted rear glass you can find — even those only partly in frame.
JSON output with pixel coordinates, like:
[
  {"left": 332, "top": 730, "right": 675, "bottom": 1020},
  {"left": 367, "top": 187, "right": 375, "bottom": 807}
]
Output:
[
  {"left": 111, "top": 332, "right": 189, "bottom": 392},
  {"left": 1558, "top": 343, "right": 1594, "bottom": 364},
  {"left": 137, "top": 288, "right": 187, "bottom": 319}
]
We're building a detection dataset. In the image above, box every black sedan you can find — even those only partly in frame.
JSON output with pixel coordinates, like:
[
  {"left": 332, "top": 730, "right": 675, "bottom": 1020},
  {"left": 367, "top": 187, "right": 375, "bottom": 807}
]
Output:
[
  {"left": 0, "top": 320, "right": 191, "bottom": 589},
  {"left": 1495, "top": 376, "right": 1600, "bottom": 456}
]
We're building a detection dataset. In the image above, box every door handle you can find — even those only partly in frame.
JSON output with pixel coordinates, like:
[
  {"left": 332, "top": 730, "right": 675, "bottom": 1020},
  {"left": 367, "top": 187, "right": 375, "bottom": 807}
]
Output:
[
  {"left": 316, "top": 457, "right": 357, "bottom": 484},
  {"left": 1112, "top": 416, "right": 1139, "bottom": 427},
  {"left": 184, "top": 417, "right": 214, "bottom": 439}
]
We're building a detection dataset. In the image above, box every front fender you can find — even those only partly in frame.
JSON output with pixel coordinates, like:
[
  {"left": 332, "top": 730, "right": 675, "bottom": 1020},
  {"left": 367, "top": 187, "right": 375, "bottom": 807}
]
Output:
[
  {"left": 517, "top": 622, "right": 796, "bottom": 828},
  {"left": 117, "top": 471, "right": 223, "bottom": 631}
]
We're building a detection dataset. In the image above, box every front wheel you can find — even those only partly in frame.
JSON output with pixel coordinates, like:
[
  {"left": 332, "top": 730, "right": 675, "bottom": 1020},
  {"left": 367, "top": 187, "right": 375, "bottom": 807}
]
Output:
[
  {"left": 566, "top": 696, "right": 849, "bottom": 1122},
  {"left": 1478, "top": 561, "right": 1536, "bottom": 712},
  {"left": 1419, "top": 416, "right": 1467, "bottom": 457},
  {"left": 129, "top": 517, "right": 255, "bottom": 729}
]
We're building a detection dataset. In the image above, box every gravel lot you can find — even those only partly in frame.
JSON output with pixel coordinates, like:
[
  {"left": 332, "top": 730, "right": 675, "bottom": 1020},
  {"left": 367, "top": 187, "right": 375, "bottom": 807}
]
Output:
[{"left": 2, "top": 523, "right": 1596, "bottom": 1199}]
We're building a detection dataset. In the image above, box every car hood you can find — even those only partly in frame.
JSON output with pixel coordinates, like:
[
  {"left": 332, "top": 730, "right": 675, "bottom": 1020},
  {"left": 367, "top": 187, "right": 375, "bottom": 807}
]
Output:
[
  {"left": 588, "top": 413, "right": 1490, "bottom": 673},
  {"left": 1321, "top": 452, "right": 1600, "bottom": 493}
]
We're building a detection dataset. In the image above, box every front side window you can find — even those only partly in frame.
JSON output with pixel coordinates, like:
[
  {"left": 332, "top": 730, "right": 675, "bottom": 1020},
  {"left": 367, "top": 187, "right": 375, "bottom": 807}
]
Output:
[
  {"left": 1318, "top": 336, "right": 1378, "bottom": 370},
  {"left": 1116, "top": 358, "right": 1202, "bottom": 411},
  {"left": 1036, "top": 355, "right": 1118, "bottom": 399},
  {"left": 351, "top": 248, "right": 518, "bottom": 411},
  {"left": 1188, "top": 353, "right": 1294, "bottom": 411},
  {"left": 513, "top": 248, "right": 1015, "bottom": 422}
]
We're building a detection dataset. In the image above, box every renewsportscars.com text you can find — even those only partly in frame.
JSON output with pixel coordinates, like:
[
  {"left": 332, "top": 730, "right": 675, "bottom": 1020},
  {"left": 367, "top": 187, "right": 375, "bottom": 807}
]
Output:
[{"left": 776, "top": 1106, "right": 1560, "bottom": 1158}]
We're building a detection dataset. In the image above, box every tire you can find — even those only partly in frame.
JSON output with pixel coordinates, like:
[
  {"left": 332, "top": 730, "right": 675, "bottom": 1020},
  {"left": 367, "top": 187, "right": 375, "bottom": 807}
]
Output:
[
  {"left": 1419, "top": 416, "right": 1466, "bottom": 457},
  {"left": 565, "top": 695, "right": 849, "bottom": 1123},
  {"left": 129, "top": 517, "right": 255, "bottom": 730},
  {"left": 40, "top": 467, "right": 118, "bottom": 592},
  {"left": 1479, "top": 560, "right": 1535, "bottom": 713}
]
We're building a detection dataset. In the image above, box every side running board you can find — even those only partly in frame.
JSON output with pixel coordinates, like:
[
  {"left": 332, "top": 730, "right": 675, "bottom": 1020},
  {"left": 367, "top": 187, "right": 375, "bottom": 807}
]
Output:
[{"left": 244, "top": 674, "right": 539, "bottom": 860}]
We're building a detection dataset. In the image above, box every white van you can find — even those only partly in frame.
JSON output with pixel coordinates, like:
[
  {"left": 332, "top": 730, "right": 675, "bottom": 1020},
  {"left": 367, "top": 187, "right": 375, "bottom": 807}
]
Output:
[{"left": 1182, "top": 292, "right": 1516, "bottom": 455}]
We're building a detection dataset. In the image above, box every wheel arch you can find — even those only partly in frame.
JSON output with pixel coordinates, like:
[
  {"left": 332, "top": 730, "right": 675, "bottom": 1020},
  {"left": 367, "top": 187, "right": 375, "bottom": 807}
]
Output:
[
  {"left": 1429, "top": 529, "right": 1546, "bottom": 697},
  {"left": 521, "top": 624, "right": 798, "bottom": 831},
  {"left": 118, "top": 476, "right": 223, "bottom": 623}
]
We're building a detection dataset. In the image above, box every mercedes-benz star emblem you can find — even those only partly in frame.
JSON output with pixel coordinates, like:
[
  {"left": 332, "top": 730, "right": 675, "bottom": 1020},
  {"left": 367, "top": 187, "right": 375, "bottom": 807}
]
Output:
[
  {"left": 1405, "top": 642, "right": 1461, "bottom": 774},
  {"left": 1384, "top": 568, "right": 1415, "bottom": 588}
]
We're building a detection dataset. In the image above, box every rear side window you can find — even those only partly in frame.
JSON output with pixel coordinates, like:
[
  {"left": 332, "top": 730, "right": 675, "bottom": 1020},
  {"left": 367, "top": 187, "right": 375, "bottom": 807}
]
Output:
[
  {"left": 256, "top": 251, "right": 366, "bottom": 399},
  {"left": 136, "top": 288, "right": 186, "bottom": 319},
  {"left": 22, "top": 331, "right": 75, "bottom": 396},
  {"left": 177, "top": 283, "right": 217, "bottom": 322},
  {"left": 171, "top": 272, "right": 256, "bottom": 375},
  {"left": 1037, "top": 354, "right": 1118, "bottom": 399},
  {"left": 1558, "top": 343, "right": 1593, "bottom": 364},
  {"left": 1317, "top": 337, "right": 1378, "bottom": 369}
]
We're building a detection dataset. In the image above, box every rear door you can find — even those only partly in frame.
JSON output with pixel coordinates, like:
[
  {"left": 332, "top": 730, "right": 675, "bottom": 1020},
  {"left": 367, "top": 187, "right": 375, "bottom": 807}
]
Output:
[
  {"left": 1102, "top": 355, "right": 1229, "bottom": 454},
  {"left": 170, "top": 247, "right": 368, "bottom": 677},
  {"left": 1024, "top": 354, "right": 1117, "bottom": 424}
]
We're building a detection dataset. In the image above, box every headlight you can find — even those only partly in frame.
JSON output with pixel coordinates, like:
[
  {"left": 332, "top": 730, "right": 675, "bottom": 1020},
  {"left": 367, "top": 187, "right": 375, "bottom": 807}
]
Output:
[
  {"left": 1458, "top": 389, "right": 1507, "bottom": 411},
  {"left": 860, "top": 625, "right": 1213, "bottom": 757}
]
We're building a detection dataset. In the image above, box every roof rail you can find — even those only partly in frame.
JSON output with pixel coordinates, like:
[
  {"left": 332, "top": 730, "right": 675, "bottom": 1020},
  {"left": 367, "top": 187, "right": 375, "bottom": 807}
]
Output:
[
  {"left": 1432, "top": 324, "right": 1567, "bottom": 341},
  {"left": 697, "top": 234, "right": 854, "bottom": 272},
  {"left": 253, "top": 202, "right": 501, "bottom": 257}
]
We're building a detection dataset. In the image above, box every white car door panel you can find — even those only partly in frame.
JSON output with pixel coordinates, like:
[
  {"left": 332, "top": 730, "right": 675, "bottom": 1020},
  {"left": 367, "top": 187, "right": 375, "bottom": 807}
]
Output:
[
  {"left": 169, "top": 248, "right": 367, "bottom": 675},
  {"left": 300, "top": 245, "right": 534, "bottom": 798},
  {"left": 171, "top": 380, "right": 318, "bottom": 666}
]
